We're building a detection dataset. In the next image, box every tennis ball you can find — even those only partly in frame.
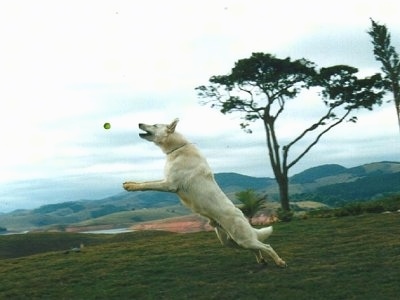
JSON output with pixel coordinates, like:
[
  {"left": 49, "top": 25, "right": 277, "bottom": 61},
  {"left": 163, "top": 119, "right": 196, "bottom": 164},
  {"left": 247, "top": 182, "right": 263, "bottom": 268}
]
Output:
[{"left": 103, "top": 122, "right": 111, "bottom": 129}]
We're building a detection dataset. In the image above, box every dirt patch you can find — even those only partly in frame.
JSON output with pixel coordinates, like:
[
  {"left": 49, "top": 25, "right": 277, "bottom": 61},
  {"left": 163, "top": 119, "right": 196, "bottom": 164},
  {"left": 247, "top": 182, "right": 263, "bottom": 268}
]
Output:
[
  {"left": 130, "top": 213, "right": 277, "bottom": 233},
  {"left": 130, "top": 215, "right": 214, "bottom": 233}
]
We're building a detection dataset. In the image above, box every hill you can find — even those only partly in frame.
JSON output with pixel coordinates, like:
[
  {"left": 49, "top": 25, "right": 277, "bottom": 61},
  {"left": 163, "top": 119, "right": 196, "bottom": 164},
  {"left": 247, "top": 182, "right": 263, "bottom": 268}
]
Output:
[
  {"left": 290, "top": 164, "right": 348, "bottom": 184},
  {"left": 289, "top": 161, "right": 400, "bottom": 205},
  {"left": 0, "top": 161, "right": 399, "bottom": 231},
  {"left": 0, "top": 214, "right": 399, "bottom": 299}
]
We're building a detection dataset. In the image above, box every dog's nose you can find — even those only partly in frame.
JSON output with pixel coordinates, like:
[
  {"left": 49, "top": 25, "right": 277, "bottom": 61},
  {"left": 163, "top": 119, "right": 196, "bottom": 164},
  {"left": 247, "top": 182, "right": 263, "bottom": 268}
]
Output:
[{"left": 138, "top": 123, "right": 143, "bottom": 127}]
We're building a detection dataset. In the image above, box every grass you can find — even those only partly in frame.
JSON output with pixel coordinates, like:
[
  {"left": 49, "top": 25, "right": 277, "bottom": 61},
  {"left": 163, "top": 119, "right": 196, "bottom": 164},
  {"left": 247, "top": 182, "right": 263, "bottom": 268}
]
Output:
[{"left": 0, "top": 213, "right": 399, "bottom": 299}]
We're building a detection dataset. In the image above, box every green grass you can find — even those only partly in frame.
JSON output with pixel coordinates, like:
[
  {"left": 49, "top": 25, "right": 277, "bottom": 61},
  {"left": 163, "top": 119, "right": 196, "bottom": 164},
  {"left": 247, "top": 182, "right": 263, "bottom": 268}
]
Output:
[{"left": 0, "top": 214, "right": 399, "bottom": 299}]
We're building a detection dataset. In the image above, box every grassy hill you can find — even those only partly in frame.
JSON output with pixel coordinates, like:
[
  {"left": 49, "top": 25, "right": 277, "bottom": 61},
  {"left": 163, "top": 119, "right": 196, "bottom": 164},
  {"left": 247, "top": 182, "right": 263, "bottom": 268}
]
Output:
[{"left": 0, "top": 213, "right": 399, "bottom": 299}]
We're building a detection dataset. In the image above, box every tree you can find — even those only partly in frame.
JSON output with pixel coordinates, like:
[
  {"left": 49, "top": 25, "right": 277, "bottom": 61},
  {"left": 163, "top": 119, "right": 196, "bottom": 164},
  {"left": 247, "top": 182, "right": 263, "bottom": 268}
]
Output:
[
  {"left": 368, "top": 18, "right": 400, "bottom": 132},
  {"left": 236, "top": 189, "right": 267, "bottom": 224},
  {"left": 196, "top": 53, "right": 385, "bottom": 211}
]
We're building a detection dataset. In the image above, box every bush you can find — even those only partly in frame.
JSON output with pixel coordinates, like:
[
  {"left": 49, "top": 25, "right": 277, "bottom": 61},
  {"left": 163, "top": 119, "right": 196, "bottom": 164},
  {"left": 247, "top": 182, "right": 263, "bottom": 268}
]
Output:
[
  {"left": 380, "top": 194, "right": 400, "bottom": 211},
  {"left": 305, "top": 194, "right": 400, "bottom": 219},
  {"left": 277, "top": 208, "right": 294, "bottom": 222},
  {"left": 333, "top": 208, "right": 351, "bottom": 217},
  {"left": 333, "top": 203, "right": 362, "bottom": 217},
  {"left": 307, "top": 209, "right": 334, "bottom": 218},
  {"left": 364, "top": 202, "right": 385, "bottom": 214}
]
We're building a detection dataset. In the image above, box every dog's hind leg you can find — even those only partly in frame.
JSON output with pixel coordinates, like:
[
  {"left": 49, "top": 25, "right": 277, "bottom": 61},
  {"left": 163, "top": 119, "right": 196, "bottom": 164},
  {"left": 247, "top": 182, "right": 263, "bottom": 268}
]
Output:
[
  {"left": 253, "top": 250, "right": 267, "bottom": 264},
  {"left": 252, "top": 227, "right": 274, "bottom": 263},
  {"left": 209, "top": 219, "right": 239, "bottom": 248},
  {"left": 257, "top": 242, "right": 286, "bottom": 267},
  {"left": 214, "top": 226, "right": 239, "bottom": 248},
  {"left": 239, "top": 240, "right": 286, "bottom": 267},
  {"left": 255, "top": 226, "right": 273, "bottom": 242}
]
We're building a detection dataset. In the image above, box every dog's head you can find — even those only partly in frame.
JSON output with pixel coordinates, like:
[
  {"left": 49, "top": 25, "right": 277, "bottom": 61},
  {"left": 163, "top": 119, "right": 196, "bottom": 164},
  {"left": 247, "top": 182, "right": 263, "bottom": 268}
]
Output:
[{"left": 138, "top": 118, "right": 179, "bottom": 144}]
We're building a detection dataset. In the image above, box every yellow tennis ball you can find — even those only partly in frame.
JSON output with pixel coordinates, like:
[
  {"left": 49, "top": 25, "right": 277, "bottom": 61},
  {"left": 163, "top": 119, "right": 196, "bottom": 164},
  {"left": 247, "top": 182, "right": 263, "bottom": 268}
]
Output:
[{"left": 103, "top": 122, "right": 111, "bottom": 129}]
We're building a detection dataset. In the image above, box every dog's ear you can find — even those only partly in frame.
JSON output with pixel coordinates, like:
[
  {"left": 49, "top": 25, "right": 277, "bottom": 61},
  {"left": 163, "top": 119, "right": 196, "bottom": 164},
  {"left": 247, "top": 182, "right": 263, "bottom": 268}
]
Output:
[{"left": 167, "top": 118, "right": 179, "bottom": 133}]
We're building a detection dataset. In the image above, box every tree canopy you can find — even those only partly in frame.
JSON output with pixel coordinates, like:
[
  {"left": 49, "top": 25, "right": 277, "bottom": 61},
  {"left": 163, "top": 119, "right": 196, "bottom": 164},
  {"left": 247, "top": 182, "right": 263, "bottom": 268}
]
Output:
[
  {"left": 196, "top": 52, "right": 385, "bottom": 211},
  {"left": 368, "top": 18, "right": 400, "bottom": 132}
]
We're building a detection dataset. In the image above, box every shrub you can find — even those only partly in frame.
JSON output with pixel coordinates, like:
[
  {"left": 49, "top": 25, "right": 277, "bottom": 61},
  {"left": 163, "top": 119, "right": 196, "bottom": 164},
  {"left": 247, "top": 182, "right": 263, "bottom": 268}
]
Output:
[
  {"left": 277, "top": 208, "right": 294, "bottom": 222},
  {"left": 334, "top": 203, "right": 363, "bottom": 217},
  {"left": 236, "top": 189, "right": 268, "bottom": 223},
  {"left": 307, "top": 194, "right": 400, "bottom": 219},
  {"left": 334, "top": 208, "right": 351, "bottom": 217},
  {"left": 364, "top": 202, "right": 385, "bottom": 214},
  {"left": 380, "top": 194, "right": 400, "bottom": 211},
  {"left": 307, "top": 209, "right": 334, "bottom": 218}
]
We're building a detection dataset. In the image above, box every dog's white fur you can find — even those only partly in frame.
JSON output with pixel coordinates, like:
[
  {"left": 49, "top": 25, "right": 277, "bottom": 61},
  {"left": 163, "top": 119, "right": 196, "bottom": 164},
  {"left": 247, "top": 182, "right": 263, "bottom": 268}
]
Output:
[{"left": 123, "top": 118, "right": 286, "bottom": 267}]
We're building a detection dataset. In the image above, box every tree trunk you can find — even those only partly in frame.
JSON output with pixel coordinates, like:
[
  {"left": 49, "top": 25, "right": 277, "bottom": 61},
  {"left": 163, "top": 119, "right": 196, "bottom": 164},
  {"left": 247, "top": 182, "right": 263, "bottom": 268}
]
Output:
[
  {"left": 395, "top": 98, "right": 400, "bottom": 133},
  {"left": 276, "top": 173, "right": 290, "bottom": 211},
  {"left": 392, "top": 81, "right": 400, "bottom": 133},
  {"left": 263, "top": 117, "right": 291, "bottom": 211},
  {"left": 394, "top": 91, "right": 400, "bottom": 130}
]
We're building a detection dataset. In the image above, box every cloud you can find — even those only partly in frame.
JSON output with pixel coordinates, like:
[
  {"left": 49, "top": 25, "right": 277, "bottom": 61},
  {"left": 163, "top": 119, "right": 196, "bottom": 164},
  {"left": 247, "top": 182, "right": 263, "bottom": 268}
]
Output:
[{"left": 0, "top": 0, "right": 399, "bottom": 212}]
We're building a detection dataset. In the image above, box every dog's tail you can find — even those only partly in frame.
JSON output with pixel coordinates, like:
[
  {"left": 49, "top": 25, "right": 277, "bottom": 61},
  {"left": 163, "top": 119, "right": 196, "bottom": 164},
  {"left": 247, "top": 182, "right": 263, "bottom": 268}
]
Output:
[{"left": 255, "top": 226, "right": 273, "bottom": 242}]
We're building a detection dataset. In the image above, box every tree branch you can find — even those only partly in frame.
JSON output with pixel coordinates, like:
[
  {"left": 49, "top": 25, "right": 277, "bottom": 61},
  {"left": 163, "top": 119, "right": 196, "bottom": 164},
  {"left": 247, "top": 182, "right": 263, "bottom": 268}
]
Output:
[
  {"left": 285, "top": 104, "right": 338, "bottom": 155},
  {"left": 287, "top": 109, "right": 352, "bottom": 170}
]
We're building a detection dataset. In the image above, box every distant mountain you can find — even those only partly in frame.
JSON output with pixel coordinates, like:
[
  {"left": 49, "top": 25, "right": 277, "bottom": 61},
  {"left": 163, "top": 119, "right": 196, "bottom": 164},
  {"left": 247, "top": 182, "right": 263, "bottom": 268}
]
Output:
[
  {"left": 288, "top": 161, "right": 400, "bottom": 205},
  {"left": 0, "top": 161, "right": 399, "bottom": 231},
  {"left": 316, "top": 172, "right": 400, "bottom": 199},
  {"left": 214, "top": 172, "right": 275, "bottom": 193},
  {"left": 290, "top": 164, "right": 348, "bottom": 184}
]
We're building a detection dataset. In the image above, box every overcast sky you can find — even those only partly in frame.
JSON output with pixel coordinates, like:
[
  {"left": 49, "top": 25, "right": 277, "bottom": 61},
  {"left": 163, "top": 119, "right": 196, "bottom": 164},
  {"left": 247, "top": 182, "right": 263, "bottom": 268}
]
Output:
[{"left": 0, "top": 0, "right": 399, "bottom": 212}]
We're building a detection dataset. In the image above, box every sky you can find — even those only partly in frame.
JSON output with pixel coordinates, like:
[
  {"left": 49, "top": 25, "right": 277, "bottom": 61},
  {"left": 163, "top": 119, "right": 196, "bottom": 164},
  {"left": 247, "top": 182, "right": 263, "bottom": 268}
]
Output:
[{"left": 0, "top": 0, "right": 399, "bottom": 212}]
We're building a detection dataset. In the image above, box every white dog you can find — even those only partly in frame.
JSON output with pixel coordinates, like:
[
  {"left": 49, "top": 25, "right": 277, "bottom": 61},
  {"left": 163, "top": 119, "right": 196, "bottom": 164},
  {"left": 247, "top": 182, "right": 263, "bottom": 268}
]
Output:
[{"left": 123, "top": 118, "right": 286, "bottom": 267}]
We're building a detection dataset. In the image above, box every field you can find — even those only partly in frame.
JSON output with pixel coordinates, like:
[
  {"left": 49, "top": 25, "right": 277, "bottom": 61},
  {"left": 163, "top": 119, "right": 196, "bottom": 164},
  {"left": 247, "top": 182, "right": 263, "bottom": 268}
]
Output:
[{"left": 0, "top": 213, "right": 399, "bottom": 299}]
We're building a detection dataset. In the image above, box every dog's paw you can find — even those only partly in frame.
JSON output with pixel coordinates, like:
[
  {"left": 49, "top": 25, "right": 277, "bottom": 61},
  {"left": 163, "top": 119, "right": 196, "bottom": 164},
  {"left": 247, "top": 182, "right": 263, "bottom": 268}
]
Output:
[
  {"left": 123, "top": 182, "right": 137, "bottom": 191},
  {"left": 276, "top": 259, "right": 287, "bottom": 268}
]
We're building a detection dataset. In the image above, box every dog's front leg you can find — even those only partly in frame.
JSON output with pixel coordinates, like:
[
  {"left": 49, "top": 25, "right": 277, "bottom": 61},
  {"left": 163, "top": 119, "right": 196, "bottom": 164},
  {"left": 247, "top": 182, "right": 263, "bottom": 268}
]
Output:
[{"left": 123, "top": 180, "right": 177, "bottom": 193}]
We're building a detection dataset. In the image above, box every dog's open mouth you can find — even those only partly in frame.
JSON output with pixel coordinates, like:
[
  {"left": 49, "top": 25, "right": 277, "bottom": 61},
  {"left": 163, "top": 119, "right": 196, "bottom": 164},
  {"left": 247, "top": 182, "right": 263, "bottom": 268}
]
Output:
[
  {"left": 138, "top": 124, "right": 153, "bottom": 139},
  {"left": 139, "top": 130, "right": 152, "bottom": 138}
]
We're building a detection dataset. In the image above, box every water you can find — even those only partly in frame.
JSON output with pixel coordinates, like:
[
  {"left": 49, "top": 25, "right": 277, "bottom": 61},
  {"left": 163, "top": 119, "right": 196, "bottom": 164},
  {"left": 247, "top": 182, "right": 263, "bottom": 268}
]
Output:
[{"left": 81, "top": 228, "right": 134, "bottom": 234}]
